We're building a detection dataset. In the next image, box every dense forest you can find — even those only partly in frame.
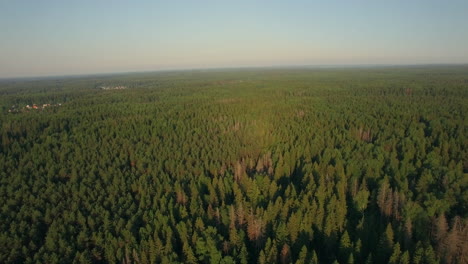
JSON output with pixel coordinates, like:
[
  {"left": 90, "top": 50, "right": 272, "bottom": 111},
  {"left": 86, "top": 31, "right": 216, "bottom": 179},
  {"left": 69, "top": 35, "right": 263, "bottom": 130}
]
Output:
[{"left": 0, "top": 66, "right": 467, "bottom": 264}]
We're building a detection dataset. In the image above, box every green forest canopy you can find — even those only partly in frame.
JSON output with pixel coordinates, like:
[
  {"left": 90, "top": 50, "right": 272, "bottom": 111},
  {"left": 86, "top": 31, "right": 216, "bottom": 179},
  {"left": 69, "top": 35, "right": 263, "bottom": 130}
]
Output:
[{"left": 0, "top": 66, "right": 467, "bottom": 263}]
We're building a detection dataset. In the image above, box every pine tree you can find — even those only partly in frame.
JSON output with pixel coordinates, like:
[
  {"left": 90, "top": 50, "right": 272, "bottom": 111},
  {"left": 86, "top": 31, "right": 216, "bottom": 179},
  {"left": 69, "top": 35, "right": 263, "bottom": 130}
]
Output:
[
  {"left": 365, "top": 253, "right": 373, "bottom": 264},
  {"left": 239, "top": 244, "right": 248, "bottom": 264},
  {"left": 310, "top": 250, "right": 319, "bottom": 264},
  {"left": 400, "top": 251, "right": 410, "bottom": 264},
  {"left": 295, "top": 245, "right": 308, "bottom": 264},
  {"left": 424, "top": 245, "right": 438, "bottom": 264},
  {"left": 347, "top": 253, "right": 354, "bottom": 264},
  {"left": 433, "top": 214, "right": 450, "bottom": 261},
  {"left": 413, "top": 242, "right": 424, "bottom": 264},
  {"left": 287, "top": 213, "right": 300, "bottom": 243},
  {"left": 280, "top": 244, "right": 291, "bottom": 264},
  {"left": 339, "top": 231, "right": 352, "bottom": 263},
  {"left": 354, "top": 182, "right": 370, "bottom": 213},
  {"left": 378, "top": 223, "right": 394, "bottom": 262},
  {"left": 388, "top": 242, "right": 401, "bottom": 264},
  {"left": 182, "top": 242, "right": 197, "bottom": 264},
  {"left": 258, "top": 250, "right": 266, "bottom": 264}
]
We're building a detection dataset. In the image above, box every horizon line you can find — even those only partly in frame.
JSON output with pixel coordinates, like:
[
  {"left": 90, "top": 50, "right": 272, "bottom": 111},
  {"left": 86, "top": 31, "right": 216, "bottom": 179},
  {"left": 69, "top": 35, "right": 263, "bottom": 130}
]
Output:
[{"left": 2, "top": 62, "right": 468, "bottom": 81}]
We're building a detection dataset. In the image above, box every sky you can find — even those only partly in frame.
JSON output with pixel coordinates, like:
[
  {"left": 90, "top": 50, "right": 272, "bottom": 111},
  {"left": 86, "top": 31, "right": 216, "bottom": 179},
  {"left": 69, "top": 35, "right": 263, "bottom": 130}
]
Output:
[{"left": 1, "top": 0, "right": 468, "bottom": 78}]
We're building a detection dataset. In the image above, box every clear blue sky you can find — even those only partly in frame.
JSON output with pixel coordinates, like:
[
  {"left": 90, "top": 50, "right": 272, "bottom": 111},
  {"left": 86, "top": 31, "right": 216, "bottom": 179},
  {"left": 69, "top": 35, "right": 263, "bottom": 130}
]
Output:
[{"left": 1, "top": 0, "right": 467, "bottom": 78}]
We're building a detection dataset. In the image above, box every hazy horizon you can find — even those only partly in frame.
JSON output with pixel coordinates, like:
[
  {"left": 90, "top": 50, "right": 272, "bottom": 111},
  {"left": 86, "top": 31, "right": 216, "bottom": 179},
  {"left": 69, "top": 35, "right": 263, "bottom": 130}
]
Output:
[
  {"left": 2, "top": 63, "right": 468, "bottom": 81},
  {"left": 1, "top": 0, "right": 468, "bottom": 78}
]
